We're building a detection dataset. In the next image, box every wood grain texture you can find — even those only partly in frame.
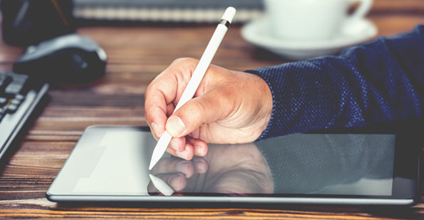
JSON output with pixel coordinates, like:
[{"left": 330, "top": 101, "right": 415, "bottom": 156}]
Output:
[{"left": 1, "top": 0, "right": 424, "bottom": 218}]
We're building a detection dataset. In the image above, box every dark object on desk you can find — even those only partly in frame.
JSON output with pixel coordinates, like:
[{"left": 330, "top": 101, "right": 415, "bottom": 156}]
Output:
[
  {"left": 13, "top": 34, "right": 107, "bottom": 83},
  {"left": 0, "top": 71, "right": 49, "bottom": 166},
  {"left": 0, "top": 0, "right": 75, "bottom": 46}
]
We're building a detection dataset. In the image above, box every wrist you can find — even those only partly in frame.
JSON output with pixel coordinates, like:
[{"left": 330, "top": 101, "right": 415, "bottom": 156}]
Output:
[{"left": 255, "top": 74, "right": 273, "bottom": 139}]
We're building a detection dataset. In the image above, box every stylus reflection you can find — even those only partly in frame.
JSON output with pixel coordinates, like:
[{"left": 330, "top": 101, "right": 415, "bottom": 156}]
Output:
[
  {"left": 149, "top": 174, "right": 174, "bottom": 196},
  {"left": 147, "top": 133, "right": 395, "bottom": 196}
]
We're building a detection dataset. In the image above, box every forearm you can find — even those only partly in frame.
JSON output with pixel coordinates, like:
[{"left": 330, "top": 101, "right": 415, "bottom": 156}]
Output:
[{"left": 248, "top": 25, "right": 424, "bottom": 140}]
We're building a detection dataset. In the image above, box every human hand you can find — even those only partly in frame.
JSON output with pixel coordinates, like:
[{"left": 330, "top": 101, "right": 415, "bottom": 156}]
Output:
[
  {"left": 147, "top": 142, "right": 273, "bottom": 195},
  {"left": 145, "top": 58, "right": 272, "bottom": 160}
]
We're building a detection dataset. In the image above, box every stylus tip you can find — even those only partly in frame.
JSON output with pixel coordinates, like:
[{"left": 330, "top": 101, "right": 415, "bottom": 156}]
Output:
[
  {"left": 149, "top": 131, "right": 172, "bottom": 170},
  {"left": 149, "top": 159, "right": 156, "bottom": 170}
]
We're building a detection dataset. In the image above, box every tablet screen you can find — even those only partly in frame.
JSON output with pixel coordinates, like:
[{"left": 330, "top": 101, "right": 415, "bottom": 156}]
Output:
[{"left": 48, "top": 126, "right": 403, "bottom": 200}]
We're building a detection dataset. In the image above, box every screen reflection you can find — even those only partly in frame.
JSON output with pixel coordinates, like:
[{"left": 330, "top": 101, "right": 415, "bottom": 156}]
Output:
[
  {"left": 149, "top": 141, "right": 273, "bottom": 196},
  {"left": 148, "top": 133, "right": 395, "bottom": 196}
]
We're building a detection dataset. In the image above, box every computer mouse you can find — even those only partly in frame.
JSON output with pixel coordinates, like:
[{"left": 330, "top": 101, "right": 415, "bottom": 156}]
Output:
[{"left": 13, "top": 34, "right": 107, "bottom": 83}]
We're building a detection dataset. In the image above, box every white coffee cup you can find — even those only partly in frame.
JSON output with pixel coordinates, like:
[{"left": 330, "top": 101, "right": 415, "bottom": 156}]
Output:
[{"left": 264, "top": 0, "right": 373, "bottom": 41}]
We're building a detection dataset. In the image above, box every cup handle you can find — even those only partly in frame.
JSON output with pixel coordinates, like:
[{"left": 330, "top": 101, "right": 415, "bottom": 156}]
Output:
[{"left": 346, "top": 0, "right": 373, "bottom": 24}]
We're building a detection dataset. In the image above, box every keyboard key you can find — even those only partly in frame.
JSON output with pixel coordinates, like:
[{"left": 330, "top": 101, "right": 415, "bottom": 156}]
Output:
[
  {"left": 0, "top": 76, "right": 12, "bottom": 93},
  {"left": 5, "top": 82, "right": 26, "bottom": 96},
  {"left": 10, "top": 72, "right": 28, "bottom": 79},
  {"left": 4, "top": 73, "right": 28, "bottom": 96},
  {"left": 14, "top": 94, "right": 25, "bottom": 101},
  {"left": 0, "top": 97, "right": 7, "bottom": 107},
  {"left": 11, "top": 98, "right": 21, "bottom": 105},
  {"left": 7, "top": 104, "right": 18, "bottom": 113},
  {"left": 6, "top": 103, "right": 18, "bottom": 113}
]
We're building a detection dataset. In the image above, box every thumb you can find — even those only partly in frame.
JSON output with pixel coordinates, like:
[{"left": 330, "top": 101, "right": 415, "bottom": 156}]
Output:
[{"left": 166, "top": 90, "right": 228, "bottom": 138}]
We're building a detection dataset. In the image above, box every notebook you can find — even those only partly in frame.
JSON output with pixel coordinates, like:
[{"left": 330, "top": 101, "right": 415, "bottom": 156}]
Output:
[{"left": 73, "top": 0, "right": 264, "bottom": 23}]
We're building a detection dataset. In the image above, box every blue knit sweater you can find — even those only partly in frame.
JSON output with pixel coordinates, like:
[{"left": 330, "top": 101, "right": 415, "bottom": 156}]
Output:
[{"left": 248, "top": 25, "right": 424, "bottom": 140}]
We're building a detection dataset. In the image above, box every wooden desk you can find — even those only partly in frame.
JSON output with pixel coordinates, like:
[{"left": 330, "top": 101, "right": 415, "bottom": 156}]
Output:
[{"left": 1, "top": 1, "right": 424, "bottom": 218}]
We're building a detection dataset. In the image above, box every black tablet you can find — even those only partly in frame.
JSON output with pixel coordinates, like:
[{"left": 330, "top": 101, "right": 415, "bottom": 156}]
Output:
[{"left": 46, "top": 125, "right": 422, "bottom": 206}]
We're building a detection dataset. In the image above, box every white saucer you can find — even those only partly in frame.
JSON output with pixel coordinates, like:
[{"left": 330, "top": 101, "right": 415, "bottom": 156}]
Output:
[{"left": 241, "top": 17, "right": 378, "bottom": 60}]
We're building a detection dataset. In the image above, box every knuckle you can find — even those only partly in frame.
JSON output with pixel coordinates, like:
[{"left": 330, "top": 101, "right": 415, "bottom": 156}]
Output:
[
  {"left": 173, "top": 57, "right": 196, "bottom": 64},
  {"left": 189, "top": 101, "right": 208, "bottom": 119},
  {"left": 172, "top": 58, "right": 199, "bottom": 72}
]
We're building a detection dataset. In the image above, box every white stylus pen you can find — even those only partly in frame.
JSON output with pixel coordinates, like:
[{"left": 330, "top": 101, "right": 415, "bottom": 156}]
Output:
[{"left": 149, "top": 7, "right": 236, "bottom": 170}]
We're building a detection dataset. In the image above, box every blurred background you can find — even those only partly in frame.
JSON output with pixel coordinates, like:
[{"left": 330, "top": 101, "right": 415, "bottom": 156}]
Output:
[{"left": 0, "top": 0, "right": 423, "bottom": 64}]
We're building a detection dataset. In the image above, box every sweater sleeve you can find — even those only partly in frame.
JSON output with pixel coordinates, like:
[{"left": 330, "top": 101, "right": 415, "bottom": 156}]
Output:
[{"left": 247, "top": 25, "right": 424, "bottom": 140}]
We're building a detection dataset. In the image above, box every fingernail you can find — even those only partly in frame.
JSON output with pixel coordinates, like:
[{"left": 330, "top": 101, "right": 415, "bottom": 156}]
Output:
[
  {"left": 167, "top": 116, "right": 186, "bottom": 137},
  {"left": 195, "top": 146, "right": 205, "bottom": 156},
  {"left": 176, "top": 149, "right": 188, "bottom": 159}
]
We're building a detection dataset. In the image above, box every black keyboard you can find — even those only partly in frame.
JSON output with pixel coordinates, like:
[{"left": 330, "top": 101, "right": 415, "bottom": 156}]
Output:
[{"left": 0, "top": 71, "right": 49, "bottom": 162}]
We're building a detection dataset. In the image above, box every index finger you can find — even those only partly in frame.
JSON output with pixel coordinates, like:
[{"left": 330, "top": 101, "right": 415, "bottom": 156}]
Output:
[
  {"left": 145, "top": 71, "right": 178, "bottom": 138},
  {"left": 144, "top": 59, "right": 196, "bottom": 138}
]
